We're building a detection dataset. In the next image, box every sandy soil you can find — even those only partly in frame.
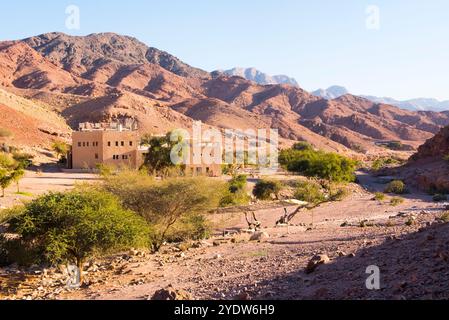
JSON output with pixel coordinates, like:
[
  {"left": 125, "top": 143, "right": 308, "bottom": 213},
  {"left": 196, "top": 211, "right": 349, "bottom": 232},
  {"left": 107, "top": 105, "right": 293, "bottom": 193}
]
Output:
[
  {"left": 1, "top": 171, "right": 448, "bottom": 300},
  {"left": 0, "top": 168, "right": 99, "bottom": 209}
]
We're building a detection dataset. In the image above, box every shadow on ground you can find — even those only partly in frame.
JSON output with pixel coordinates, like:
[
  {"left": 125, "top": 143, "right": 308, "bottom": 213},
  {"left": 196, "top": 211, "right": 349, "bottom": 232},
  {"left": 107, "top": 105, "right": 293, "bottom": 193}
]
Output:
[{"left": 235, "top": 222, "right": 449, "bottom": 300}]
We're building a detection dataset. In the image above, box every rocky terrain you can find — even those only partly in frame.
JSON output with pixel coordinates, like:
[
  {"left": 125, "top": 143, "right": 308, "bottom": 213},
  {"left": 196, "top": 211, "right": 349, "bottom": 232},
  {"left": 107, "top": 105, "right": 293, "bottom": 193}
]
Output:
[
  {"left": 1, "top": 173, "right": 448, "bottom": 301},
  {"left": 392, "top": 124, "right": 449, "bottom": 193},
  {"left": 1, "top": 32, "right": 449, "bottom": 156}
]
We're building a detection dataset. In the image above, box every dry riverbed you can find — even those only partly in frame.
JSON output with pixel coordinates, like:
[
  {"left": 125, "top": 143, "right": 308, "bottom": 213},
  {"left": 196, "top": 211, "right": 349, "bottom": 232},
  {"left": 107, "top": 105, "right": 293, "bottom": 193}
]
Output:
[{"left": 2, "top": 176, "right": 447, "bottom": 300}]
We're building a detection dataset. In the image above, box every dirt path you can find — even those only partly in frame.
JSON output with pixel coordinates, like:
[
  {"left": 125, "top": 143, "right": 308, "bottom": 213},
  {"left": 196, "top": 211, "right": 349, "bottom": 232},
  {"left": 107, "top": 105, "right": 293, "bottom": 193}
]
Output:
[{"left": 0, "top": 169, "right": 99, "bottom": 209}]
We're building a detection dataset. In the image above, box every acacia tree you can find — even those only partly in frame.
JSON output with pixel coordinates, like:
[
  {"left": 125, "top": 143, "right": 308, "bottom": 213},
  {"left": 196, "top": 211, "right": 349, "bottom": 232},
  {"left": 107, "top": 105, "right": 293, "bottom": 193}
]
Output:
[
  {"left": 0, "top": 153, "right": 16, "bottom": 197},
  {"left": 7, "top": 190, "right": 150, "bottom": 283},
  {"left": 104, "top": 174, "right": 226, "bottom": 252}
]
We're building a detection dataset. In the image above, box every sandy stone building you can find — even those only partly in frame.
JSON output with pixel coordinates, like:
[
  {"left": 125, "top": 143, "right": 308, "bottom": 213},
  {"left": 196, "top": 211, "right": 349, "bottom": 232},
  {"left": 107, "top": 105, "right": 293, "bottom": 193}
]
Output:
[
  {"left": 68, "top": 122, "right": 222, "bottom": 176},
  {"left": 68, "top": 121, "right": 143, "bottom": 170}
]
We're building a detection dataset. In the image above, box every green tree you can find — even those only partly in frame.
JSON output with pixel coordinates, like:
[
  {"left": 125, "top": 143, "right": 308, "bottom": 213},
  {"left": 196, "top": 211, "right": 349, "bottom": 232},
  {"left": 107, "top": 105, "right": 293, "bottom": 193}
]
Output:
[
  {"left": 103, "top": 174, "right": 225, "bottom": 252},
  {"left": 0, "top": 169, "right": 13, "bottom": 197},
  {"left": 11, "top": 168, "right": 25, "bottom": 193},
  {"left": 253, "top": 179, "right": 282, "bottom": 200},
  {"left": 6, "top": 190, "right": 150, "bottom": 283},
  {"left": 52, "top": 141, "right": 68, "bottom": 162},
  {"left": 279, "top": 147, "right": 357, "bottom": 183},
  {"left": 143, "top": 133, "right": 182, "bottom": 176}
]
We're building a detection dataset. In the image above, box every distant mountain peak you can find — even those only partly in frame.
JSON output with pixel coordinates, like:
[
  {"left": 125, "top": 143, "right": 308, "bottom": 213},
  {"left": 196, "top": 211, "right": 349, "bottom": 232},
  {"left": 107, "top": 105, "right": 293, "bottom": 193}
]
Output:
[
  {"left": 312, "top": 86, "right": 349, "bottom": 100},
  {"left": 217, "top": 67, "right": 299, "bottom": 87},
  {"left": 312, "top": 85, "right": 449, "bottom": 111}
]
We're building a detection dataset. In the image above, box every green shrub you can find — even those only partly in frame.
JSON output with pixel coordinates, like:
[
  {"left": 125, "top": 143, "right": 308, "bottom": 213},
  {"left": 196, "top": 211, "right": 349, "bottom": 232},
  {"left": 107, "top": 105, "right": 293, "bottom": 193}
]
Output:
[
  {"left": 220, "top": 175, "right": 250, "bottom": 207},
  {"left": 0, "top": 236, "right": 40, "bottom": 267},
  {"left": 103, "top": 174, "right": 226, "bottom": 252},
  {"left": 384, "top": 180, "right": 406, "bottom": 194},
  {"left": 294, "top": 180, "right": 326, "bottom": 204},
  {"left": 292, "top": 141, "right": 313, "bottom": 151},
  {"left": 165, "top": 213, "right": 211, "bottom": 243},
  {"left": 433, "top": 194, "right": 448, "bottom": 202},
  {"left": 374, "top": 192, "right": 386, "bottom": 201},
  {"left": 5, "top": 190, "right": 150, "bottom": 273},
  {"left": 329, "top": 187, "right": 349, "bottom": 202},
  {"left": 253, "top": 179, "right": 282, "bottom": 200},
  {"left": 371, "top": 157, "right": 400, "bottom": 171},
  {"left": 279, "top": 148, "right": 357, "bottom": 183},
  {"left": 229, "top": 175, "right": 247, "bottom": 191},
  {"left": 390, "top": 197, "right": 405, "bottom": 207}
]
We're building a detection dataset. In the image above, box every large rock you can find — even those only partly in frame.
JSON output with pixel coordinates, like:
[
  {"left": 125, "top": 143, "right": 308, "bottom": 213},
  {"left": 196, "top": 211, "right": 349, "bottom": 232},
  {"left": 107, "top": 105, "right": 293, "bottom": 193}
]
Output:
[
  {"left": 305, "top": 254, "right": 330, "bottom": 274},
  {"left": 151, "top": 285, "right": 192, "bottom": 301},
  {"left": 250, "top": 231, "right": 270, "bottom": 242}
]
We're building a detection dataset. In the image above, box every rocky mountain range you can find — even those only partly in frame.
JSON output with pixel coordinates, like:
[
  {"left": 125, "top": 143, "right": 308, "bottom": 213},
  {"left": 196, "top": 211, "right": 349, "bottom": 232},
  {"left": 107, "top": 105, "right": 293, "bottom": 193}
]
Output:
[
  {"left": 312, "top": 86, "right": 449, "bottom": 112},
  {"left": 217, "top": 68, "right": 299, "bottom": 87},
  {"left": 1, "top": 32, "right": 449, "bottom": 157}
]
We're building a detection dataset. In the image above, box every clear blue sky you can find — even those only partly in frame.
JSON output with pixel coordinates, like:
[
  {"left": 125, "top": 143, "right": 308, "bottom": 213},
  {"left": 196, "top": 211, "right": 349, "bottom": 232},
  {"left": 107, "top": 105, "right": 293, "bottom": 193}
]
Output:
[{"left": 1, "top": 0, "right": 449, "bottom": 100}]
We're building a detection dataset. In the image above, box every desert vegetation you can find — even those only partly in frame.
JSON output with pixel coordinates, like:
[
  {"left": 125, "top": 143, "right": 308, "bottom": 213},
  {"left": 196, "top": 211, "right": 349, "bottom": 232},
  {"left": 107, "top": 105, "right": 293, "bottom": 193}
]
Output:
[
  {"left": 220, "top": 175, "right": 250, "bottom": 207},
  {"left": 253, "top": 179, "right": 282, "bottom": 200},
  {"left": 102, "top": 171, "right": 225, "bottom": 252},
  {"left": 51, "top": 141, "right": 69, "bottom": 164},
  {"left": 384, "top": 180, "right": 407, "bottom": 195},
  {"left": 0, "top": 152, "right": 30, "bottom": 197},
  {"left": 279, "top": 145, "right": 357, "bottom": 183},
  {"left": 1, "top": 190, "right": 150, "bottom": 280}
]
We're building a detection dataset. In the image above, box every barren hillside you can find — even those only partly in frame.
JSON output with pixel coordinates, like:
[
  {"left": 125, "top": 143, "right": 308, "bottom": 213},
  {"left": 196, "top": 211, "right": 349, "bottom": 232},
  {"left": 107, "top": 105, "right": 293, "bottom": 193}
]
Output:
[{"left": 0, "top": 32, "right": 448, "bottom": 155}]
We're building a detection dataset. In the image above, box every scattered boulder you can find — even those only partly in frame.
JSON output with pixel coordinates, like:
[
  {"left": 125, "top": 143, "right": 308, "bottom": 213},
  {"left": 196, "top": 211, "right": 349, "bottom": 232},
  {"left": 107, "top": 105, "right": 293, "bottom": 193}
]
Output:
[
  {"left": 233, "top": 292, "right": 251, "bottom": 300},
  {"left": 151, "top": 285, "right": 192, "bottom": 300},
  {"left": 305, "top": 254, "right": 330, "bottom": 274},
  {"left": 250, "top": 231, "right": 270, "bottom": 242}
]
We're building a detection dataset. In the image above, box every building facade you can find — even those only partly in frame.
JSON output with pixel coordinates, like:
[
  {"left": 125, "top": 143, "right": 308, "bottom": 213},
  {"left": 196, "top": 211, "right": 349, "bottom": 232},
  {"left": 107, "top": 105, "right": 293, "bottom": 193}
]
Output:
[
  {"left": 68, "top": 122, "right": 222, "bottom": 176},
  {"left": 69, "top": 122, "right": 142, "bottom": 170}
]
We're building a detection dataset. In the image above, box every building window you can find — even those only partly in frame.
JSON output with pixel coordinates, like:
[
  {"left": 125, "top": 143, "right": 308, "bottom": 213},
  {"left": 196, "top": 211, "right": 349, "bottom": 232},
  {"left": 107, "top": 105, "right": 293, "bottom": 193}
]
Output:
[
  {"left": 82, "top": 142, "right": 86, "bottom": 147},
  {"left": 129, "top": 141, "right": 133, "bottom": 147},
  {"left": 122, "top": 155, "right": 128, "bottom": 160},
  {"left": 87, "top": 142, "right": 89, "bottom": 147},
  {"left": 78, "top": 142, "right": 81, "bottom": 147},
  {"left": 95, "top": 153, "right": 99, "bottom": 159},
  {"left": 108, "top": 141, "right": 111, "bottom": 147},
  {"left": 115, "top": 141, "right": 119, "bottom": 147},
  {"left": 121, "top": 141, "right": 125, "bottom": 147}
]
